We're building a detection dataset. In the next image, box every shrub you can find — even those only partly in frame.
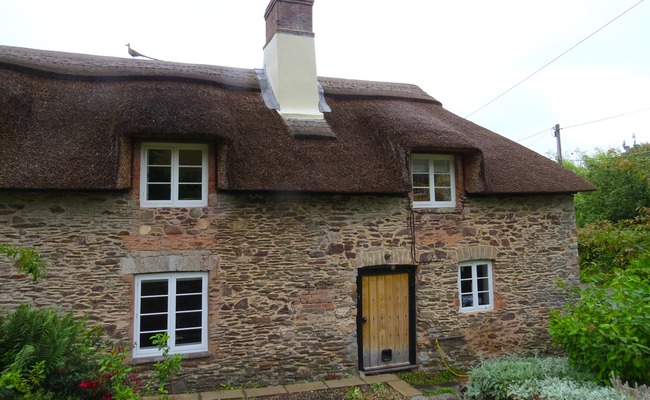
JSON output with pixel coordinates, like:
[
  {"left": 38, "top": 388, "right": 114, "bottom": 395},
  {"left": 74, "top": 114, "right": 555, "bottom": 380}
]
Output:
[
  {"left": 0, "top": 304, "right": 101, "bottom": 398},
  {"left": 508, "top": 376, "right": 624, "bottom": 400},
  {"left": 78, "top": 333, "right": 182, "bottom": 400},
  {"left": 464, "top": 355, "right": 593, "bottom": 400},
  {"left": 549, "top": 261, "right": 650, "bottom": 385}
]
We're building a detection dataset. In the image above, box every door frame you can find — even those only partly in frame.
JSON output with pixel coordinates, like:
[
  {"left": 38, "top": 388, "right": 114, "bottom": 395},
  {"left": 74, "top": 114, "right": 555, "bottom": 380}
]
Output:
[{"left": 356, "top": 265, "right": 416, "bottom": 372}]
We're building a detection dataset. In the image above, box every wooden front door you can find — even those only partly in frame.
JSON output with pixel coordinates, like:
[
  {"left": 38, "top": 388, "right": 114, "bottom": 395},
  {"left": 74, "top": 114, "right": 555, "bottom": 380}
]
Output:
[{"left": 357, "top": 266, "right": 415, "bottom": 372}]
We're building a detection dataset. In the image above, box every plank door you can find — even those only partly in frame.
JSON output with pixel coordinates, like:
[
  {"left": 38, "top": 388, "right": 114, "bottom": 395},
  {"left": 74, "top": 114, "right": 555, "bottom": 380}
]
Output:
[{"left": 358, "top": 266, "right": 415, "bottom": 372}]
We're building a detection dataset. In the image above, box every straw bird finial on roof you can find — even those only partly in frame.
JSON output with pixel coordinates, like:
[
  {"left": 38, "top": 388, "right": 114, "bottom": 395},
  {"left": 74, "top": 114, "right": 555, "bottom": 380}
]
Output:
[{"left": 125, "top": 43, "right": 158, "bottom": 61}]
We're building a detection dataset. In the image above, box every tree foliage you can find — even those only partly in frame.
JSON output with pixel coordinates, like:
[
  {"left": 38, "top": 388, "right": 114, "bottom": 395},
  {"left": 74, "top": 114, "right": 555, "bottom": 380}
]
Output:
[
  {"left": 577, "top": 209, "right": 650, "bottom": 281},
  {"left": 572, "top": 143, "right": 650, "bottom": 227}
]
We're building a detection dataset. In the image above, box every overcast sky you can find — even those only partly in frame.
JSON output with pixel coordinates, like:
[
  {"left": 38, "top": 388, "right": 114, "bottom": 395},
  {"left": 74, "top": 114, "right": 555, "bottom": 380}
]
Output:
[{"left": 1, "top": 0, "right": 648, "bottom": 161}]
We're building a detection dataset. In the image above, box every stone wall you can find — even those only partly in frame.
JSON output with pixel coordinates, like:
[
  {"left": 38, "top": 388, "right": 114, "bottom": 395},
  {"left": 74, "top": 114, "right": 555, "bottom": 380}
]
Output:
[
  {"left": 0, "top": 191, "right": 578, "bottom": 390},
  {"left": 414, "top": 195, "right": 580, "bottom": 368}
]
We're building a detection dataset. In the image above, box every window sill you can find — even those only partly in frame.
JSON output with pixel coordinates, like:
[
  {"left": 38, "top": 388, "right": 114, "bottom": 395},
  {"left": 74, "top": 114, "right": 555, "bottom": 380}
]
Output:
[
  {"left": 459, "top": 308, "right": 494, "bottom": 314},
  {"left": 412, "top": 206, "right": 462, "bottom": 214},
  {"left": 130, "top": 351, "right": 211, "bottom": 365}
]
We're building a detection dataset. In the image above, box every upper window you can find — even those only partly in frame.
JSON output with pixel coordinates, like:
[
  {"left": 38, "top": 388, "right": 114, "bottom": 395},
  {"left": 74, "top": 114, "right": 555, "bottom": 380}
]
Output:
[
  {"left": 411, "top": 154, "right": 456, "bottom": 208},
  {"left": 140, "top": 143, "right": 208, "bottom": 207},
  {"left": 458, "top": 260, "right": 494, "bottom": 313},
  {"left": 134, "top": 272, "right": 208, "bottom": 358}
]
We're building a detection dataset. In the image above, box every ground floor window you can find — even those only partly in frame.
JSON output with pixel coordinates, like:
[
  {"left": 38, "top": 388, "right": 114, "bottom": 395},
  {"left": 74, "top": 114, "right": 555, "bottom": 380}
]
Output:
[
  {"left": 134, "top": 272, "right": 208, "bottom": 357},
  {"left": 458, "top": 260, "right": 494, "bottom": 312}
]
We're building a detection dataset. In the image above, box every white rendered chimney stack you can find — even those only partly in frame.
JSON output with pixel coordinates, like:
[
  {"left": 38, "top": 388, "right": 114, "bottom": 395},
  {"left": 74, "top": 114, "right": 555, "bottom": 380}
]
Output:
[{"left": 263, "top": 0, "right": 323, "bottom": 120}]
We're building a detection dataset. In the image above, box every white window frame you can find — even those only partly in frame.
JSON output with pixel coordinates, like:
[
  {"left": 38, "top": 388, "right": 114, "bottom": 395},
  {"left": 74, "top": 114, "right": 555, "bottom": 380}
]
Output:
[
  {"left": 411, "top": 154, "right": 456, "bottom": 208},
  {"left": 458, "top": 260, "right": 494, "bottom": 313},
  {"left": 140, "top": 142, "right": 209, "bottom": 208},
  {"left": 134, "top": 272, "right": 208, "bottom": 358}
]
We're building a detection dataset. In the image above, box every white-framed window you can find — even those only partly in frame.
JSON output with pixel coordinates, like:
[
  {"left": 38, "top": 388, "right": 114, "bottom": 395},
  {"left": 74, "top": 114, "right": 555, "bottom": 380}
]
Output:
[
  {"left": 140, "top": 143, "right": 208, "bottom": 207},
  {"left": 134, "top": 272, "right": 208, "bottom": 357},
  {"left": 458, "top": 260, "right": 494, "bottom": 312},
  {"left": 411, "top": 154, "right": 456, "bottom": 208}
]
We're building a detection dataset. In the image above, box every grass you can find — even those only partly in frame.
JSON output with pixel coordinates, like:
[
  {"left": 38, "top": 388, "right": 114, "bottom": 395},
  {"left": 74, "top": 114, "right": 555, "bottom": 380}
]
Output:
[{"left": 397, "top": 370, "right": 460, "bottom": 386}]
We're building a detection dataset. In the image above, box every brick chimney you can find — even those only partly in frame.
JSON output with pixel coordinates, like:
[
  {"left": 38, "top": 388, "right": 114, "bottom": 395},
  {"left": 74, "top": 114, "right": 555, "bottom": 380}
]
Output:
[{"left": 263, "top": 0, "right": 323, "bottom": 120}]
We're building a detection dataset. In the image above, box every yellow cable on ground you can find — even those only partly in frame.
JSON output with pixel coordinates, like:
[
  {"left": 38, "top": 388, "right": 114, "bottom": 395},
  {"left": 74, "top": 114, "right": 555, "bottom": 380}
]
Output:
[{"left": 435, "top": 339, "right": 469, "bottom": 378}]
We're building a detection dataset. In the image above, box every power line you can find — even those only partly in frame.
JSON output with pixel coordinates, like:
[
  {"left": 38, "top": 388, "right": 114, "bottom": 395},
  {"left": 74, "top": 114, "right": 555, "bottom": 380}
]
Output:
[
  {"left": 517, "top": 127, "right": 553, "bottom": 143},
  {"left": 465, "top": 0, "right": 645, "bottom": 119},
  {"left": 562, "top": 107, "right": 650, "bottom": 130},
  {"left": 515, "top": 106, "right": 650, "bottom": 143}
]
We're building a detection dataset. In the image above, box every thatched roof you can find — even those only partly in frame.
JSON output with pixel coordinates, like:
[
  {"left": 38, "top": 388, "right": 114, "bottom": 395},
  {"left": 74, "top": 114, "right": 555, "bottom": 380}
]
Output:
[{"left": 0, "top": 45, "right": 594, "bottom": 194}]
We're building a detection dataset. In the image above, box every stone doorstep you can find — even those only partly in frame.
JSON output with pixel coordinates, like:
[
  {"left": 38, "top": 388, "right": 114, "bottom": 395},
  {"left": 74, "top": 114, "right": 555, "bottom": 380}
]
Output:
[
  {"left": 360, "top": 373, "right": 400, "bottom": 384},
  {"left": 387, "top": 379, "right": 423, "bottom": 397}
]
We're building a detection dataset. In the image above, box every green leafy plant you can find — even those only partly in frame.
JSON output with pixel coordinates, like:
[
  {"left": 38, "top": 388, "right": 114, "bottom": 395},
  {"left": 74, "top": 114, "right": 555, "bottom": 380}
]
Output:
[
  {"left": 0, "top": 244, "right": 48, "bottom": 281},
  {"left": 549, "top": 261, "right": 650, "bottom": 385},
  {"left": 344, "top": 386, "right": 363, "bottom": 400},
  {"left": 148, "top": 333, "right": 182, "bottom": 398}
]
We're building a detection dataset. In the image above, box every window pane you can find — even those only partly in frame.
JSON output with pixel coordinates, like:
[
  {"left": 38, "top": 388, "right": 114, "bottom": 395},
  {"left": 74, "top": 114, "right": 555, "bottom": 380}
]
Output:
[
  {"left": 140, "top": 314, "right": 168, "bottom": 332},
  {"left": 413, "top": 188, "right": 430, "bottom": 202},
  {"left": 412, "top": 159, "right": 429, "bottom": 174},
  {"left": 140, "top": 331, "right": 165, "bottom": 348},
  {"left": 434, "top": 174, "right": 451, "bottom": 187},
  {"left": 178, "top": 184, "right": 202, "bottom": 200},
  {"left": 148, "top": 166, "right": 171, "bottom": 183},
  {"left": 433, "top": 159, "right": 450, "bottom": 173},
  {"left": 460, "top": 280, "right": 473, "bottom": 294},
  {"left": 179, "top": 167, "right": 202, "bottom": 183},
  {"left": 478, "top": 292, "right": 490, "bottom": 305},
  {"left": 148, "top": 149, "right": 171, "bottom": 165},
  {"left": 148, "top": 184, "right": 171, "bottom": 200},
  {"left": 461, "top": 294, "right": 473, "bottom": 308},
  {"left": 177, "top": 279, "right": 202, "bottom": 294},
  {"left": 477, "top": 264, "right": 489, "bottom": 278},
  {"left": 176, "top": 294, "right": 202, "bottom": 311},
  {"left": 434, "top": 188, "right": 451, "bottom": 202},
  {"left": 460, "top": 266, "right": 473, "bottom": 279},
  {"left": 141, "top": 297, "right": 168, "bottom": 314},
  {"left": 176, "top": 311, "right": 202, "bottom": 329},
  {"left": 477, "top": 278, "right": 489, "bottom": 292},
  {"left": 175, "top": 328, "right": 202, "bottom": 345},
  {"left": 141, "top": 280, "right": 169, "bottom": 296},
  {"left": 412, "top": 173, "right": 430, "bottom": 187},
  {"left": 179, "top": 150, "right": 203, "bottom": 166}
]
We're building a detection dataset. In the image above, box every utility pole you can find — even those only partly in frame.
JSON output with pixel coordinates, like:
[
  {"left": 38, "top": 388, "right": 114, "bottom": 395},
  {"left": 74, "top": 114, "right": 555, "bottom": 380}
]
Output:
[{"left": 554, "top": 124, "right": 562, "bottom": 164}]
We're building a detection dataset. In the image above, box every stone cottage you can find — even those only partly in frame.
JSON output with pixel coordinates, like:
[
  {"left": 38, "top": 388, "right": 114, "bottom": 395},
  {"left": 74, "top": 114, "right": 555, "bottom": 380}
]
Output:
[{"left": 0, "top": 0, "right": 593, "bottom": 390}]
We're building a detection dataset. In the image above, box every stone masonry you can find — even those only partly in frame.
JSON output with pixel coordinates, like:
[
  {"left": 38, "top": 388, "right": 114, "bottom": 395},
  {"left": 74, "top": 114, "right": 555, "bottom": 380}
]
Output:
[{"left": 0, "top": 191, "right": 578, "bottom": 390}]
